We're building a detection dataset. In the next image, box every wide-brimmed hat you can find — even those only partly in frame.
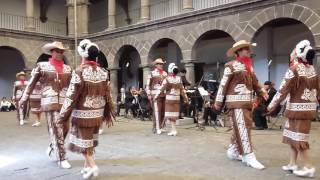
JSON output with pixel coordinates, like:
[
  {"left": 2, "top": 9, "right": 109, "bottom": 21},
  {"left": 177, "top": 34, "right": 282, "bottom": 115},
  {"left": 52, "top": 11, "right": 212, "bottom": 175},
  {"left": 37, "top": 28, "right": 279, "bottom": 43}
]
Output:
[
  {"left": 42, "top": 41, "right": 68, "bottom": 55},
  {"left": 152, "top": 58, "right": 166, "bottom": 65},
  {"left": 16, "top": 71, "right": 26, "bottom": 77},
  {"left": 227, "top": 40, "right": 256, "bottom": 57}
]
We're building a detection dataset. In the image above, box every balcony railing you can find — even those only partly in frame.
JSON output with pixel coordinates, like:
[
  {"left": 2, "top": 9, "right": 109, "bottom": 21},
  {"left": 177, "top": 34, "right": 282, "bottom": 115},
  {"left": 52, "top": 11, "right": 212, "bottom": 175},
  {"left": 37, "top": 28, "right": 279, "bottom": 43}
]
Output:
[
  {"left": 150, "top": 0, "right": 183, "bottom": 20},
  {"left": 0, "top": 12, "right": 67, "bottom": 36},
  {"left": 193, "top": 0, "right": 242, "bottom": 10},
  {"left": 1, "top": 0, "right": 244, "bottom": 35}
]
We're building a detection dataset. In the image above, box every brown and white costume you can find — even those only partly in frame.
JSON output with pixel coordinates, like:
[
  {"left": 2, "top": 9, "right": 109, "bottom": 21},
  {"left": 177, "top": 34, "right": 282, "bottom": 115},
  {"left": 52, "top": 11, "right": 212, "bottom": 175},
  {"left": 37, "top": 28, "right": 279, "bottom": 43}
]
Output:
[
  {"left": 146, "top": 62, "right": 168, "bottom": 132},
  {"left": 215, "top": 60, "right": 265, "bottom": 155},
  {"left": 214, "top": 40, "right": 267, "bottom": 170},
  {"left": 20, "top": 61, "right": 72, "bottom": 161},
  {"left": 268, "top": 60, "right": 319, "bottom": 151},
  {"left": 156, "top": 64, "right": 188, "bottom": 122},
  {"left": 29, "top": 80, "right": 42, "bottom": 114},
  {"left": 59, "top": 63, "right": 113, "bottom": 155},
  {"left": 12, "top": 73, "right": 28, "bottom": 124}
]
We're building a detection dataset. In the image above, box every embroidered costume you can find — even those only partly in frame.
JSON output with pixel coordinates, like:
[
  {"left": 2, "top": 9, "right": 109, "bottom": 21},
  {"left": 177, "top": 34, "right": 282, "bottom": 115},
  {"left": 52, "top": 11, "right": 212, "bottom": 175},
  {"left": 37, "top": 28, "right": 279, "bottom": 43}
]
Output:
[
  {"left": 215, "top": 40, "right": 266, "bottom": 170},
  {"left": 268, "top": 40, "right": 318, "bottom": 177},
  {"left": 146, "top": 58, "right": 168, "bottom": 134},
  {"left": 59, "top": 39, "right": 114, "bottom": 179},
  {"left": 155, "top": 63, "right": 188, "bottom": 136},
  {"left": 12, "top": 71, "right": 28, "bottom": 125},
  {"left": 59, "top": 64, "right": 113, "bottom": 155},
  {"left": 20, "top": 41, "right": 71, "bottom": 168}
]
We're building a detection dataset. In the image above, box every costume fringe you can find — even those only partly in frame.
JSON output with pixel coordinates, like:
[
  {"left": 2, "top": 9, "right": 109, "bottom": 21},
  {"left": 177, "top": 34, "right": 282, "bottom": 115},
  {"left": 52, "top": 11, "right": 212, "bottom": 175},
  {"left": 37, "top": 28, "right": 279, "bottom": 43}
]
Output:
[
  {"left": 284, "top": 111, "right": 316, "bottom": 120},
  {"left": 103, "top": 84, "right": 115, "bottom": 127},
  {"left": 283, "top": 137, "right": 310, "bottom": 151},
  {"left": 72, "top": 117, "right": 102, "bottom": 128},
  {"left": 69, "top": 143, "right": 97, "bottom": 156}
]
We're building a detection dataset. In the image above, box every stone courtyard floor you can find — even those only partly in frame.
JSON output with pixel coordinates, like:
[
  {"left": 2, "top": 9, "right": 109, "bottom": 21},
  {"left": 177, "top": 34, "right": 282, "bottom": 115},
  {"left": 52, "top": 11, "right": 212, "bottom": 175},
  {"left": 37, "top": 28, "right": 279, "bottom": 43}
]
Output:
[{"left": 0, "top": 111, "right": 319, "bottom": 180}]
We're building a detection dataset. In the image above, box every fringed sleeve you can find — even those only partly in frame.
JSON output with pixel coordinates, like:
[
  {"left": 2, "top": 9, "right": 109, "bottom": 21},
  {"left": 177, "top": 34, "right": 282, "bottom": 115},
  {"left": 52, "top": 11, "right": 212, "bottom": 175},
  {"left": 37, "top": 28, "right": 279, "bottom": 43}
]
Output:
[
  {"left": 59, "top": 70, "right": 83, "bottom": 122},
  {"left": 214, "top": 65, "right": 233, "bottom": 109},
  {"left": 20, "top": 67, "right": 41, "bottom": 104},
  {"left": 154, "top": 78, "right": 168, "bottom": 100},
  {"left": 146, "top": 73, "right": 152, "bottom": 96},
  {"left": 103, "top": 81, "right": 115, "bottom": 127},
  {"left": 268, "top": 68, "right": 296, "bottom": 112},
  {"left": 252, "top": 73, "right": 267, "bottom": 98}
]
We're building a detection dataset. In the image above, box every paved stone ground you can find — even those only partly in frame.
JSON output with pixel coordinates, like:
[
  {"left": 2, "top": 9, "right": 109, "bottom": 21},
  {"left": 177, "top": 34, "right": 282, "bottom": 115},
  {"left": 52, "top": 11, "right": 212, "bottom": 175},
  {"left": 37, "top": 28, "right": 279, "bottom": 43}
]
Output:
[{"left": 0, "top": 111, "right": 319, "bottom": 180}]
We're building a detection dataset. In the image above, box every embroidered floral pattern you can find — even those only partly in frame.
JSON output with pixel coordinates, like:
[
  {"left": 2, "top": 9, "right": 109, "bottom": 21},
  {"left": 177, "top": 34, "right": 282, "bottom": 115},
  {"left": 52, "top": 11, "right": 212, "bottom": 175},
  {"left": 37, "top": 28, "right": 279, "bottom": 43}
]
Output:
[
  {"left": 83, "top": 96, "right": 106, "bottom": 108},
  {"left": 301, "top": 88, "right": 317, "bottom": 101},
  {"left": 82, "top": 66, "right": 108, "bottom": 83},
  {"left": 296, "top": 64, "right": 316, "bottom": 78},
  {"left": 232, "top": 61, "right": 246, "bottom": 72},
  {"left": 60, "top": 98, "right": 73, "bottom": 115},
  {"left": 284, "top": 69, "right": 294, "bottom": 79},
  {"left": 234, "top": 84, "right": 251, "bottom": 94},
  {"left": 42, "top": 86, "right": 58, "bottom": 97},
  {"left": 71, "top": 109, "right": 104, "bottom": 119},
  {"left": 71, "top": 71, "right": 81, "bottom": 84},
  {"left": 167, "top": 76, "right": 181, "bottom": 84}
]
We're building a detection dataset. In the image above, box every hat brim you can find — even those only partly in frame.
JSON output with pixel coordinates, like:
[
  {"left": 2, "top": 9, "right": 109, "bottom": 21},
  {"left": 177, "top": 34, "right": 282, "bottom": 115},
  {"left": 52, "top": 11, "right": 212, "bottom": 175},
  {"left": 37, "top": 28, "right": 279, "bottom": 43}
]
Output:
[
  {"left": 152, "top": 61, "right": 166, "bottom": 65},
  {"left": 42, "top": 44, "right": 68, "bottom": 55},
  {"left": 16, "top": 73, "right": 26, "bottom": 77},
  {"left": 227, "top": 43, "right": 255, "bottom": 57}
]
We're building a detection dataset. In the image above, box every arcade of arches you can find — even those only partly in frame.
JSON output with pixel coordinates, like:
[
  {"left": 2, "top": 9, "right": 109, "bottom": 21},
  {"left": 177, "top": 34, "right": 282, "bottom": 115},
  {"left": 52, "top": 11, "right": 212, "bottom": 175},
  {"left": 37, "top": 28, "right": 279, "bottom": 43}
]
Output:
[{"left": 1, "top": 2, "right": 320, "bottom": 99}]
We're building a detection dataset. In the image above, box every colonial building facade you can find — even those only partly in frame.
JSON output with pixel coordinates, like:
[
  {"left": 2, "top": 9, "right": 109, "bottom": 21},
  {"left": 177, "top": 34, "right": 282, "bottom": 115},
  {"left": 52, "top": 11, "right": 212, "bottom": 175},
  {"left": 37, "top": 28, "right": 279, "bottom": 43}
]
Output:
[{"left": 1, "top": 0, "right": 320, "bottom": 98}]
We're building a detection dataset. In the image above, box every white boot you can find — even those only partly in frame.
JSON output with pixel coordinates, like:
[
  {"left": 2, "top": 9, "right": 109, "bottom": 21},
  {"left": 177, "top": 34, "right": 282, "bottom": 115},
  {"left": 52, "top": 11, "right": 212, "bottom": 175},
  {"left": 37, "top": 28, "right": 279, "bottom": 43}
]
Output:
[
  {"left": 293, "top": 167, "right": 315, "bottom": 178},
  {"left": 81, "top": 167, "right": 90, "bottom": 174},
  {"left": 227, "top": 144, "right": 242, "bottom": 161},
  {"left": 156, "top": 129, "right": 162, "bottom": 135},
  {"left": 167, "top": 123, "right": 177, "bottom": 136},
  {"left": 282, "top": 164, "right": 298, "bottom": 172},
  {"left": 83, "top": 166, "right": 99, "bottom": 179},
  {"left": 242, "top": 153, "right": 265, "bottom": 170},
  {"left": 19, "top": 120, "right": 24, "bottom": 126},
  {"left": 32, "top": 121, "right": 41, "bottom": 127},
  {"left": 58, "top": 160, "right": 72, "bottom": 169}
]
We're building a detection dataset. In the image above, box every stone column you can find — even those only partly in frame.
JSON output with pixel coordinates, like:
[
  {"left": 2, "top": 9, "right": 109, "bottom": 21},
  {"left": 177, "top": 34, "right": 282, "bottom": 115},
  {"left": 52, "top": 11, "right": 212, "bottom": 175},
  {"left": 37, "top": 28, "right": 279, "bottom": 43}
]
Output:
[
  {"left": 314, "top": 47, "right": 320, "bottom": 73},
  {"left": 140, "top": 64, "right": 151, "bottom": 87},
  {"left": 66, "top": 0, "right": 89, "bottom": 36},
  {"left": 107, "top": 0, "right": 116, "bottom": 30},
  {"left": 182, "top": 0, "right": 193, "bottom": 12},
  {"left": 25, "top": 0, "right": 35, "bottom": 31},
  {"left": 109, "top": 67, "right": 119, "bottom": 101},
  {"left": 78, "top": 0, "right": 89, "bottom": 35},
  {"left": 140, "top": 0, "right": 150, "bottom": 23},
  {"left": 182, "top": 60, "right": 195, "bottom": 85}
]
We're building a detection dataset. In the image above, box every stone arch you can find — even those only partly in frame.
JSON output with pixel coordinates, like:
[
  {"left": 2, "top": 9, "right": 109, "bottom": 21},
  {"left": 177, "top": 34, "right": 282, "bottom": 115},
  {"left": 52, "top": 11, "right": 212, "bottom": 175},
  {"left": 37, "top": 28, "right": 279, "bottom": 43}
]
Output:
[
  {"left": 179, "top": 18, "right": 240, "bottom": 60},
  {"left": 142, "top": 28, "right": 185, "bottom": 63},
  {"left": 0, "top": 46, "right": 26, "bottom": 98},
  {"left": 252, "top": 17, "right": 315, "bottom": 88},
  {"left": 245, "top": 3, "right": 320, "bottom": 45},
  {"left": 147, "top": 38, "right": 183, "bottom": 70},
  {"left": 114, "top": 45, "right": 142, "bottom": 90},
  {"left": 191, "top": 30, "right": 235, "bottom": 83},
  {"left": 108, "top": 36, "right": 143, "bottom": 68}
]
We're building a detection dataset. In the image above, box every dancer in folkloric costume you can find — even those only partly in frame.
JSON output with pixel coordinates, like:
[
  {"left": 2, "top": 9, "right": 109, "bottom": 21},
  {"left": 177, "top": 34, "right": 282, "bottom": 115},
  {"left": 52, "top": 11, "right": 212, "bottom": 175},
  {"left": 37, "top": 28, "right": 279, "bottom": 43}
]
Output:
[
  {"left": 29, "top": 80, "right": 42, "bottom": 127},
  {"left": 20, "top": 41, "right": 72, "bottom": 169},
  {"left": 59, "top": 40, "right": 114, "bottom": 179},
  {"left": 213, "top": 40, "right": 268, "bottom": 170},
  {"left": 267, "top": 40, "right": 318, "bottom": 178},
  {"left": 155, "top": 63, "right": 188, "bottom": 136},
  {"left": 146, "top": 58, "right": 168, "bottom": 134},
  {"left": 13, "top": 71, "right": 28, "bottom": 125}
]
